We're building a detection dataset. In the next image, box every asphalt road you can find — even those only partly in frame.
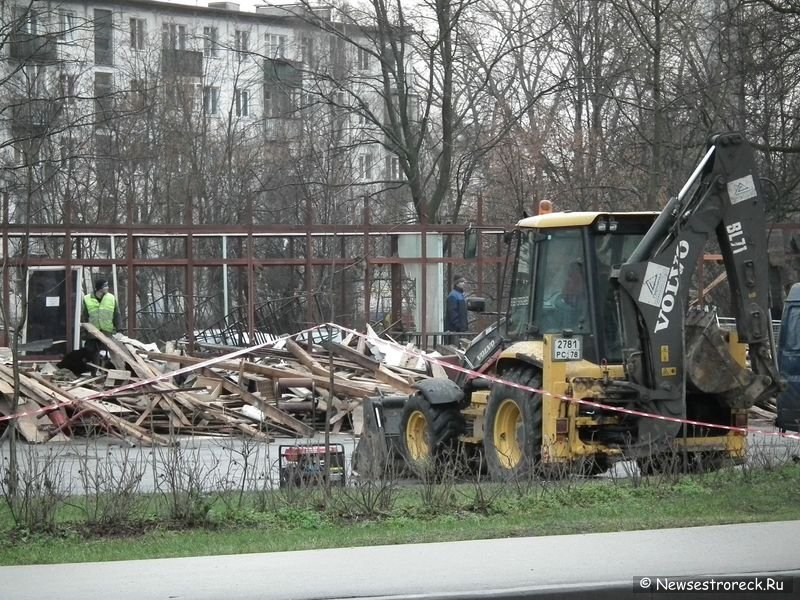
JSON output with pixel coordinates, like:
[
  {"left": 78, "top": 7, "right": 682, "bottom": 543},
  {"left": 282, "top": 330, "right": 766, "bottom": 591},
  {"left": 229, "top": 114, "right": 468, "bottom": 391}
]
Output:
[{"left": 1, "top": 521, "right": 798, "bottom": 600}]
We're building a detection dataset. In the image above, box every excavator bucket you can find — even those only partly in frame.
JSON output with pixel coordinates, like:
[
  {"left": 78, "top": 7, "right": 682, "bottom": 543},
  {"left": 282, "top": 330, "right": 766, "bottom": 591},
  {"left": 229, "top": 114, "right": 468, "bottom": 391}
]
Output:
[
  {"left": 352, "top": 395, "right": 407, "bottom": 477},
  {"left": 685, "top": 309, "right": 771, "bottom": 409}
]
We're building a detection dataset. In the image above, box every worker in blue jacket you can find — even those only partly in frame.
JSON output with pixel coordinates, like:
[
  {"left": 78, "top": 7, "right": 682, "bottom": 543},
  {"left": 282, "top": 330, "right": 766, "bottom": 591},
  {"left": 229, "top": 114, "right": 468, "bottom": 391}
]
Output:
[{"left": 445, "top": 274, "right": 468, "bottom": 342}]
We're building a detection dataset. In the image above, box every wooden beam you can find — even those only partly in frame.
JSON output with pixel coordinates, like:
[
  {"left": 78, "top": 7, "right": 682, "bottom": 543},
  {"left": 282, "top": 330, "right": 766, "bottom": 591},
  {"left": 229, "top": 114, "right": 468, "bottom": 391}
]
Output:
[
  {"left": 327, "top": 342, "right": 420, "bottom": 395},
  {"left": 285, "top": 337, "right": 326, "bottom": 375},
  {"left": 218, "top": 378, "right": 316, "bottom": 438},
  {"left": 144, "top": 352, "right": 384, "bottom": 398}
]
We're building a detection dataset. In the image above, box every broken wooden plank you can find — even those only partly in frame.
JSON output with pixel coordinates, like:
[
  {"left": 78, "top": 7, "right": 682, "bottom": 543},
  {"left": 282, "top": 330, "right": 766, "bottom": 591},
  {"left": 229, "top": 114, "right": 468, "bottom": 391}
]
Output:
[
  {"left": 218, "top": 378, "right": 316, "bottom": 438},
  {"left": 104, "top": 369, "right": 131, "bottom": 388},
  {"left": 16, "top": 364, "right": 172, "bottom": 446},
  {"left": 82, "top": 324, "right": 159, "bottom": 381},
  {"left": 158, "top": 395, "right": 193, "bottom": 428},
  {"left": 0, "top": 378, "right": 14, "bottom": 395},
  {"left": 144, "top": 352, "right": 381, "bottom": 398},
  {"left": 134, "top": 396, "right": 158, "bottom": 428},
  {"left": 285, "top": 337, "right": 327, "bottom": 376},
  {"left": 329, "top": 398, "right": 362, "bottom": 426},
  {"left": 193, "top": 375, "right": 223, "bottom": 400},
  {"left": 0, "top": 368, "right": 71, "bottom": 424},
  {"left": 76, "top": 403, "right": 171, "bottom": 446},
  {"left": 0, "top": 397, "right": 50, "bottom": 443}
]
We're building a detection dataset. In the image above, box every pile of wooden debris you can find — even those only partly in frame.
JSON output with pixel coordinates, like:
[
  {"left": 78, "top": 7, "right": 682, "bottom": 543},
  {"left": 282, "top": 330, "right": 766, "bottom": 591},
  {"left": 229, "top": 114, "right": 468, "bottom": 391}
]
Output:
[
  {"left": 0, "top": 322, "right": 779, "bottom": 446},
  {"left": 0, "top": 324, "right": 443, "bottom": 446}
]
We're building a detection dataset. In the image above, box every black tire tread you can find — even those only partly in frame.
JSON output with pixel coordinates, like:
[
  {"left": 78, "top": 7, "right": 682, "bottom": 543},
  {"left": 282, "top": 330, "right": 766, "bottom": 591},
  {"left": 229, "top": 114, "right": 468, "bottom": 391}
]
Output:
[
  {"left": 484, "top": 366, "right": 543, "bottom": 481},
  {"left": 399, "top": 394, "right": 465, "bottom": 469}
]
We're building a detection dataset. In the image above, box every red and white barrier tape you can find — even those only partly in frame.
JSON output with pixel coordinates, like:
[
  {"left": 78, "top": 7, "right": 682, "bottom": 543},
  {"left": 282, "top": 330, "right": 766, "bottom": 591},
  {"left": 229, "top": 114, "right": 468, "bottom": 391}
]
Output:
[
  {"left": 331, "top": 323, "right": 800, "bottom": 442},
  {"left": 2, "top": 323, "right": 798, "bottom": 443}
]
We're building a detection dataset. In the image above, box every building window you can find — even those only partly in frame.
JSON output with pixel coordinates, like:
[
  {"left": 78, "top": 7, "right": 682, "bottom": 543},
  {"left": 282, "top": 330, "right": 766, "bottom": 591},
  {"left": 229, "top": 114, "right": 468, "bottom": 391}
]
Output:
[
  {"left": 263, "top": 87, "right": 295, "bottom": 118},
  {"left": 359, "top": 154, "right": 373, "bottom": 180},
  {"left": 358, "top": 102, "right": 370, "bottom": 125},
  {"left": 130, "top": 79, "right": 147, "bottom": 108},
  {"left": 162, "top": 23, "right": 187, "bottom": 51},
  {"left": 21, "top": 64, "right": 46, "bottom": 96},
  {"left": 166, "top": 83, "right": 197, "bottom": 113},
  {"left": 94, "top": 72, "right": 114, "bottom": 124},
  {"left": 60, "top": 136, "right": 77, "bottom": 170},
  {"left": 264, "top": 88, "right": 273, "bottom": 118},
  {"left": 267, "top": 34, "right": 287, "bottom": 58},
  {"left": 58, "top": 10, "right": 77, "bottom": 42},
  {"left": 234, "top": 30, "right": 249, "bottom": 58},
  {"left": 204, "top": 26, "right": 218, "bottom": 57},
  {"left": 300, "top": 36, "right": 314, "bottom": 65},
  {"left": 130, "top": 18, "right": 146, "bottom": 50},
  {"left": 203, "top": 86, "right": 219, "bottom": 115},
  {"left": 358, "top": 47, "right": 371, "bottom": 71},
  {"left": 235, "top": 88, "right": 249, "bottom": 117},
  {"left": 15, "top": 6, "right": 38, "bottom": 34},
  {"left": 58, "top": 72, "right": 77, "bottom": 102},
  {"left": 329, "top": 35, "right": 346, "bottom": 76},
  {"left": 385, "top": 156, "right": 401, "bottom": 180},
  {"left": 94, "top": 9, "right": 113, "bottom": 66}
]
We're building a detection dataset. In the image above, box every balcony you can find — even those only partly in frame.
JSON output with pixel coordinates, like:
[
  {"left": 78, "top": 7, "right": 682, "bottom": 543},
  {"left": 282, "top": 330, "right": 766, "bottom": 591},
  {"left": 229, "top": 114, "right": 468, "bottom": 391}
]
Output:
[
  {"left": 263, "top": 118, "right": 301, "bottom": 142},
  {"left": 263, "top": 58, "right": 302, "bottom": 87},
  {"left": 10, "top": 32, "right": 58, "bottom": 64},
  {"left": 10, "top": 100, "right": 63, "bottom": 137},
  {"left": 161, "top": 49, "right": 203, "bottom": 78}
]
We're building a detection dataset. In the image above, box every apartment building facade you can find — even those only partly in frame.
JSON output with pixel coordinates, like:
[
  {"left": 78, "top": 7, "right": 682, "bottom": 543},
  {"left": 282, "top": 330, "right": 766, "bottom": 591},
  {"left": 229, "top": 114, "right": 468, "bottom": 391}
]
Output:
[
  {"left": 0, "top": 1, "right": 428, "bottom": 347},
  {"left": 2, "top": 0, "right": 398, "bottom": 227}
]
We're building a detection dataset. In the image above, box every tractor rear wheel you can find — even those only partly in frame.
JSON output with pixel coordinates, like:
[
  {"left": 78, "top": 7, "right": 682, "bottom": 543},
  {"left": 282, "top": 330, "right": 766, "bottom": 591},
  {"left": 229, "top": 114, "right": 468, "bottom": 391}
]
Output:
[
  {"left": 399, "top": 394, "right": 464, "bottom": 473},
  {"left": 484, "top": 367, "right": 543, "bottom": 481}
]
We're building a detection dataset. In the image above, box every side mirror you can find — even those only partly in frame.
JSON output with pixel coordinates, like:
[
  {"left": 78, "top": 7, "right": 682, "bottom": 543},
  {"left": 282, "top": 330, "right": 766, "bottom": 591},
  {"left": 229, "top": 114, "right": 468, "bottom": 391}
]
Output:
[
  {"left": 467, "top": 297, "right": 486, "bottom": 312},
  {"left": 464, "top": 228, "right": 479, "bottom": 259}
]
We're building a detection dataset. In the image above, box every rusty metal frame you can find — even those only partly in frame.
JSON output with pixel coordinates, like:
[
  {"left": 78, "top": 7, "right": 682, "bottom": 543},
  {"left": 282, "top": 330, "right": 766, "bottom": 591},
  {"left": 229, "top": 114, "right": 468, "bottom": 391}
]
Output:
[
  {"left": 1, "top": 194, "right": 507, "bottom": 351},
  {"left": 8, "top": 192, "right": 792, "bottom": 352}
]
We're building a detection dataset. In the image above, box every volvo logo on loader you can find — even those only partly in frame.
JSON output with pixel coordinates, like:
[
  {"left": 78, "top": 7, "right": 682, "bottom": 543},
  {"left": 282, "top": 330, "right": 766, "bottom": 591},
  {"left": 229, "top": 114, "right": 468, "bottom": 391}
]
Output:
[{"left": 654, "top": 241, "right": 690, "bottom": 333}]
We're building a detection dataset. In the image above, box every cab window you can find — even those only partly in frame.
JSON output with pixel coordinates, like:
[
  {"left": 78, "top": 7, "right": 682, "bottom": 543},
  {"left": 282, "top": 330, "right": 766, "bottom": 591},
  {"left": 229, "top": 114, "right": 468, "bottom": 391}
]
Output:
[
  {"left": 592, "top": 226, "right": 646, "bottom": 362},
  {"left": 506, "top": 231, "right": 534, "bottom": 337},
  {"left": 532, "top": 230, "right": 590, "bottom": 335},
  {"left": 782, "top": 306, "right": 800, "bottom": 352}
]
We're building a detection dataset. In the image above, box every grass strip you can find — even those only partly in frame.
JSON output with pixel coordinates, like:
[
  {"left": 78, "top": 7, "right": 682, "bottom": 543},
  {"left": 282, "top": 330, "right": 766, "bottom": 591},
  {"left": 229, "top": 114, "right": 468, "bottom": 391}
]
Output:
[{"left": 1, "top": 465, "right": 798, "bottom": 565}]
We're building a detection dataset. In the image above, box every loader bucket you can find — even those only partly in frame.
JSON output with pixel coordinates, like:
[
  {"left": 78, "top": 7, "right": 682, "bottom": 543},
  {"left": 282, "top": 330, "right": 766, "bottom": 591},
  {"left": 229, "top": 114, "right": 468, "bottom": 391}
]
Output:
[
  {"left": 352, "top": 395, "right": 407, "bottom": 478},
  {"left": 685, "top": 310, "right": 771, "bottom": 409}
]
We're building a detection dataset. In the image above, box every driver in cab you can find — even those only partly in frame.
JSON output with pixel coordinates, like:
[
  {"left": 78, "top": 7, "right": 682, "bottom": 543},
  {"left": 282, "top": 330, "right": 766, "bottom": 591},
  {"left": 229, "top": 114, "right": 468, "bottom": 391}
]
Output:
[{"left": 554, "top": 261, "right": 589, "bottom": 332}]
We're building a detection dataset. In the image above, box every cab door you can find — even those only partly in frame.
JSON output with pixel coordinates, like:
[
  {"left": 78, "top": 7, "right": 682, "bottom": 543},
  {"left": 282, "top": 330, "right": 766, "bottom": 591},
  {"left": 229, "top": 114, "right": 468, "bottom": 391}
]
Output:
[{"left": 777, "top": 289, "right": 800, "bottom": 431}]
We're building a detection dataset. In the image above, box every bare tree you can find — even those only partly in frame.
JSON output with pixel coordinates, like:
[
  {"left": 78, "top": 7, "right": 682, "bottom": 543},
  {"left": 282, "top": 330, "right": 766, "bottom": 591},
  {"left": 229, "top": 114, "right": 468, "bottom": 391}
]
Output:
[{"left": 0, "top": 1, "right": 98, "bottom": 493}]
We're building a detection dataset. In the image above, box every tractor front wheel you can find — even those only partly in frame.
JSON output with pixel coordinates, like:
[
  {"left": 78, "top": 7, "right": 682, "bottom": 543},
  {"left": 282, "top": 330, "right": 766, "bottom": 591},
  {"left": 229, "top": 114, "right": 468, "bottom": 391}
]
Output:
[
  {"left": 484, "top": 367, "right": 543, "bottom": 481},
  {"left": 399, "top": 394, "right": 464, "bottom": 473}
]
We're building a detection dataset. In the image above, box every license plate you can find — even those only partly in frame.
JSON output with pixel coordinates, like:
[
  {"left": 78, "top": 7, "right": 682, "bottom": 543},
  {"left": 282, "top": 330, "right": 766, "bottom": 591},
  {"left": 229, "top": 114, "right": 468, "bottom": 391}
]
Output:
[{"left": 553, "top": 336, "right": 582, "bottom": 361}]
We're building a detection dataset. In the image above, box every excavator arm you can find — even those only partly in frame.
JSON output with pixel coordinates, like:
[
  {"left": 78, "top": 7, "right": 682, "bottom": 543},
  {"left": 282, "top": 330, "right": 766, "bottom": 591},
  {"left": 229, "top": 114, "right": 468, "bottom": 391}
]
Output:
[{"left": 613, "top": 132, "right": 782, "bottom": 445}]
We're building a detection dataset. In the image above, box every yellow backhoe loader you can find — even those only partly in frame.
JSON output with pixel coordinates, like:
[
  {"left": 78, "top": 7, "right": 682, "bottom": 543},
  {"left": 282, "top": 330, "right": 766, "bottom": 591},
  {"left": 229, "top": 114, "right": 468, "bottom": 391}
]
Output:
[{"left": 357, "top": 132, "right": 782, "bottom": 479}]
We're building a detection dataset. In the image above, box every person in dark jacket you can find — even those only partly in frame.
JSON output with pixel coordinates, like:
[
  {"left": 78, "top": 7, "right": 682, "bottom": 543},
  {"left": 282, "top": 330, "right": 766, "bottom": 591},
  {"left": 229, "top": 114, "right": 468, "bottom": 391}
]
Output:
[{"left": 445, "top": 274, "right": 468, "bottom": 341}]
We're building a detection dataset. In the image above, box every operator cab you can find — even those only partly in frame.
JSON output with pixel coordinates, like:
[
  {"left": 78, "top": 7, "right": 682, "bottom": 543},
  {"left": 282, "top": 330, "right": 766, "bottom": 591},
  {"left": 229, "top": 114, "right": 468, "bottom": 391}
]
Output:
[
  {"left": 505, "top": 211, "right": 657, "bottom": 364},
  {"left": 777, "top": 283, "right": 800, "bottom": 432}
]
